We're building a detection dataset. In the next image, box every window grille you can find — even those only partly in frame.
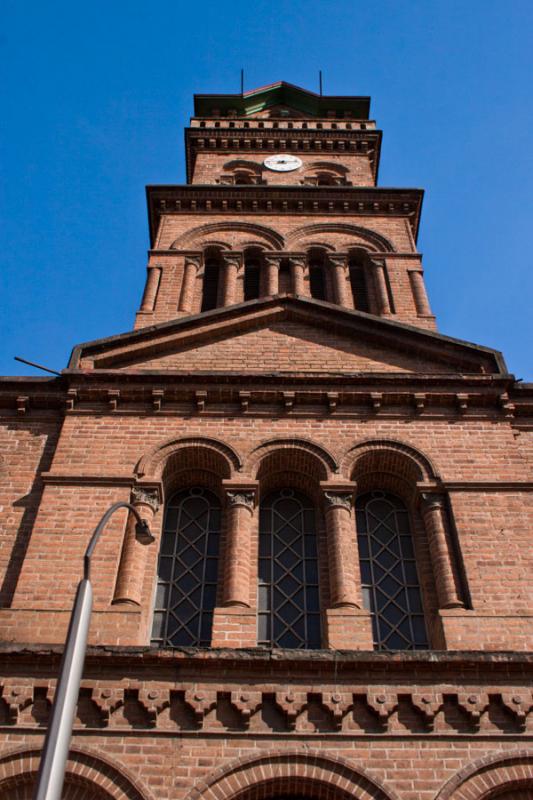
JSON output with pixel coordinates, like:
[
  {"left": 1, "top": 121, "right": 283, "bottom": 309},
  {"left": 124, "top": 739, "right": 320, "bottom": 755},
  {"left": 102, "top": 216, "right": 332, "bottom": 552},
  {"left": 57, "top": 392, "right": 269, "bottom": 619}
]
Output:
[
  {"left": 349, "top": 262, "right": 370, "bottom": 312},
  {"left": 201, "top": 259, "right": 220, "bottom": 311},
  {"left": 258, "top": 489, "right": 321, "bottom": 649},
  {"left": 309, "top": 263, "right": 326, "bottom": 300},
  {"left": 356, "top": 491, "right": 428, "bottom": 650},
  {"left": 244, "top": 260, "right": 261, "bottom": 300},
  {"left": 151, "top": 487, "right": 221, "bottom": 648}
]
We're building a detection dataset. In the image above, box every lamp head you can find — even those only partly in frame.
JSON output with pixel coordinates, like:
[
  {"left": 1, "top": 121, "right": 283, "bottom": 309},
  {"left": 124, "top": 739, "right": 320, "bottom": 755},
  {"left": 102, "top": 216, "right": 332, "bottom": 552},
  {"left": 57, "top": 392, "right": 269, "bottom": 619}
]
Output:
[{"left": 135, "top": 519, "right": 155, "bottom": 544}]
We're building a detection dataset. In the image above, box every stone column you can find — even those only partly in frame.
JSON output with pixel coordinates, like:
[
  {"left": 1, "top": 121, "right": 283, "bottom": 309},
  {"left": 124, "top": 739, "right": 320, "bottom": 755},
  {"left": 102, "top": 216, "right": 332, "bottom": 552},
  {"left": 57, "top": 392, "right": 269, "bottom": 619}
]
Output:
[
  {"left": 419, "top": 493, "right": 464, "bottom": 609},
  {"left": 113, "top": 486, "right": 161, "bottom": 606},
  {"left": 370, "top": 258, "right": 392, "bottom": 315},
  {"left": 140, "top": 265, "right": 162, "bottom": 312},
  {"left": 178, "top": 256, "right": 201, "bottom": 312},
  {"left": 322, "top": 486, "right": 361, "bottom": 608},
  {"left": 265, "top": 255, "right": 281, "bottom": 296},
  {"left": 222, "top": 487, "right": 256, "bottom": 607},
  {"left": 330, "top": 254, "right": 349, "bottom": 308},
  {"left": 222, "top": 252, "right": 241, "bottom": 306},
  {"left": 290, "top": 255, "right": 306, "bottom": 296},
  {"left": 408, "top": 269, "right": 433, "bottom": 316}
]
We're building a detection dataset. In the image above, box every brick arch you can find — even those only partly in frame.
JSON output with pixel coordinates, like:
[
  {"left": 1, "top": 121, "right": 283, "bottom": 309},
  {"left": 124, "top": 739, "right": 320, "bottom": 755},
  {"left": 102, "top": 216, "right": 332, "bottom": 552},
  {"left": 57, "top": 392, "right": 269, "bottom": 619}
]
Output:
[
  {"left": 303, "top": 161, "right": 350, "bottom": 175},
  {"left": 0, "top": 745, "right": 152, "bottom": 800},
  {"left": 172, "top": 222, "right": 284, "bottom": 251},
  {"left": 436, "top": 751, "right": 533, "bottom": 800},
  {"left": 186, "top": 749, "right": 397, "bottom": 800},
  {"left": 341, "top": 438, "right": 439, "bottom": 496},
  {"left": 223, "top": 159, "right": 263, "bottom": 174},
  {"left": 246, "top": 437, "right": 339, "bottom": 481},
  {"left": 135, "top": 436, "right": 242, "bottom": 482},
  {"left": 286, "top": 223, "right": 395, "bottom": 253}
]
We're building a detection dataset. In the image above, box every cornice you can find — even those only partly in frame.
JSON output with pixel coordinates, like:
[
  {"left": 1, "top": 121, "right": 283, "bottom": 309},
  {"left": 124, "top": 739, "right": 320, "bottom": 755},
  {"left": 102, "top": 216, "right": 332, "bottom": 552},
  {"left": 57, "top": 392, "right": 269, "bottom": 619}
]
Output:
[
  {"left": 1, "top": 372, "right": 528, "bottom": 422},
  {"left": 184, "top": 126, "right": 382, "bottom": 182},
  {"left": 146, "top": 184, "right": 423, "bottom": 246}
]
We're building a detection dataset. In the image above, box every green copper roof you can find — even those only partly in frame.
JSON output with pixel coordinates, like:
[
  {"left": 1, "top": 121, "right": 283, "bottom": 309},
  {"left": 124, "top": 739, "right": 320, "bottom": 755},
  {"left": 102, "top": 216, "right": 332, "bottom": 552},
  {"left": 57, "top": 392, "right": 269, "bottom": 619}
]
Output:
[{"left": 193, "top": 81, "right": 370, "bottom": 119}]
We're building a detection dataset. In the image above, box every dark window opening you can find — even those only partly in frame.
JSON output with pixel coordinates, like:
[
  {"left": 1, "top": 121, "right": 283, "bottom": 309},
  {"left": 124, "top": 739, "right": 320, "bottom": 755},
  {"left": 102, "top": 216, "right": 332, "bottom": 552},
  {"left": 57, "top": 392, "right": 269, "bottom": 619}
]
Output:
[
  {"left": 258, "top": 489, "right": 321, "bottom": 649},
  {"left": 244, "top": 260, "right": 261, "bottom": 300},
  {"left": 279, "top": 259, "right": 291, "bottom": 293},
  {"left": 309, "top": 262, "right": 326, "bottom": 300},
  {"left": 356, "top": 491, "right": 428, "bottom": 651},
  {"left": 201, "top": 259, "right": 220, "bottom": 311},
  {"left": 349, "top": 262, "right": 370, "bottom": 312},
  {"left": 151, "top": 487, "right": 221, "bottom": 648}
]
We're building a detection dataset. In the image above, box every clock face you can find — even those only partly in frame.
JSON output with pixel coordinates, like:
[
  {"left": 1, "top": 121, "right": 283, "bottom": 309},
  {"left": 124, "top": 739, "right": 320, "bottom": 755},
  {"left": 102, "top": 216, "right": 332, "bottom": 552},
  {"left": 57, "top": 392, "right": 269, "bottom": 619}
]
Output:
[{"left": 263, "top": 154, "right": 303, "bottom": 172}]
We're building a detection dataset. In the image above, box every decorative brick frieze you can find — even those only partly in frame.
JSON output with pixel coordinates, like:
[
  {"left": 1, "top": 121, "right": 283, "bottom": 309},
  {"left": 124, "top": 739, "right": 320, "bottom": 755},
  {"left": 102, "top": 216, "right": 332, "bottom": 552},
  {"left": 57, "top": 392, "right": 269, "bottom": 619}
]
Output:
[{"left": 3, "top": 677, "right": 533, "bottom": 735}]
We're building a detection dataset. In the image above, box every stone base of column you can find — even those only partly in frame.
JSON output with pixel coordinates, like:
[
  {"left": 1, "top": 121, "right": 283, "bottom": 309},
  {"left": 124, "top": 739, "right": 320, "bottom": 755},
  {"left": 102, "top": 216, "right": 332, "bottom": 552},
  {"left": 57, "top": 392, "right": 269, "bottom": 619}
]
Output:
[
  {"left": 210, "top": 605, "right": 257, "bottom": 648},
  {"left": 324, "top": 606, "right": 374, "bottom": 649}
]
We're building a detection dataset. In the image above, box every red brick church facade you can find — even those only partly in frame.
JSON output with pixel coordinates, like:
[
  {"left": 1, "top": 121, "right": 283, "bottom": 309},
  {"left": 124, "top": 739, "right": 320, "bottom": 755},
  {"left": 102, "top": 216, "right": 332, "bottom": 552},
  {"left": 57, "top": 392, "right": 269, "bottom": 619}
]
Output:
[{"left": 1, "top": 82, "right": 533, "bottom": 799}]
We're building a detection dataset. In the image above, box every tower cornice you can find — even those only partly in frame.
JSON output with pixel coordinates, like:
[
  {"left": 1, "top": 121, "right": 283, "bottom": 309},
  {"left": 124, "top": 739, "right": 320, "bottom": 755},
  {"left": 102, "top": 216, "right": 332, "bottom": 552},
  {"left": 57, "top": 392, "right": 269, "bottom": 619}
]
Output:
[
  {"left": 146, "top": 185, "right": 423, "bottom": 247},
  {"left": 185, "top": 126, "right": 382, "bottom": 182}
]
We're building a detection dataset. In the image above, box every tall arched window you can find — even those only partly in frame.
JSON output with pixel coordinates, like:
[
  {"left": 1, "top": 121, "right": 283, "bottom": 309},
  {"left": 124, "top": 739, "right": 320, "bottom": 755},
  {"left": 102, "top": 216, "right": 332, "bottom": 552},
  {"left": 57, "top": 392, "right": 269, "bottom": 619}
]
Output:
[
  {"left": 349, "top": 260, "right": 370, "bottom": 312},
  {"left": 309, "top": 259, "right": 327, "bottom": 301},
  {"left": 355, "top": 491, "right": 428, "bottom": 650},
  {"left": 243, "top": 258, "right": 261, "bottom": 300},
  {"left": 151, "top": 487, "right": 221, "bottom": 648},
  {"left": 201, "top": 257, "right": 221, "bottom": 311},
  {"left": 258, "top": 489, "right": 321, "bottom": 649}
]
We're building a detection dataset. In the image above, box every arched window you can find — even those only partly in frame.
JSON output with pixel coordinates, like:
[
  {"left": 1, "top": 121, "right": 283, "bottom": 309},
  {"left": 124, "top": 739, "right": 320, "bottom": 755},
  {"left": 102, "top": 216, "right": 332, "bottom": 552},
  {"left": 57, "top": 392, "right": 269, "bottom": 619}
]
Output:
[
  {"left": 349, "top": 260, "right": 370, "bottom": 312},
  {"left": 355, "top": 491, "right": 428, "bottom": 650},
  {"left": 201, "top": 257, "right": 221, "bottom": 311},
  {"left": 258, "top": 489, "right": 321, "bottom": 649},
  {"left": 309, "top": 258, "right": 327, "bottom": 300},
  {"left": 243, "top": 258, "right": 261, "bottom": 300},
  {"left": 151, "top": 487, "right": 221, "bottom": 648}
]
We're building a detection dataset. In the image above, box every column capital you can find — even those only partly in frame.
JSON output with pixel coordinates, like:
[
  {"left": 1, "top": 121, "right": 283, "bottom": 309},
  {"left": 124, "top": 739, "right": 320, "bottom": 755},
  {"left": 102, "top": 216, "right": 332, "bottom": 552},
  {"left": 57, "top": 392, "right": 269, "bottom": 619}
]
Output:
[
  {"left": 220, "top": 251, "right": 243, "bottom": 268},
  {"left": 183, "top": 254, "right": 202, "bottom": 270},
  {"left": 223, "top": 481, "right": 258, "bottom": 511},
  {"left": 418, "top": 491, "right": 446, "bottom": 513},
  {"left": 287, "top": 253, "right": 306, "bottom": 267},
  {"left": 324, "top": 492, "right": 353, "bottom": 511},
  {"left": 320, "top": 481, "right": 357, "bottom": 510},
  {"left": 329, "top": 253, "right": 347, "bottom": 268},
  {"left": 369, "top": 256, "right": 387, "bottom": 269},
  {"left": 131, "top": 484, "right": 162, "bottom": 513},
  {"left": 263, "top": 253, "right": 282, "bottom": 267}
]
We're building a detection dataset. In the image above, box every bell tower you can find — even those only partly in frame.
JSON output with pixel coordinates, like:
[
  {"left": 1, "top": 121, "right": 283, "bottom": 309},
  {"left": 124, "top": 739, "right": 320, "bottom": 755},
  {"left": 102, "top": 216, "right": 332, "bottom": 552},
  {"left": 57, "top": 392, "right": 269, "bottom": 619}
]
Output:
[{"left": 136, "top": 81, "right": 434, "bottom": 331}]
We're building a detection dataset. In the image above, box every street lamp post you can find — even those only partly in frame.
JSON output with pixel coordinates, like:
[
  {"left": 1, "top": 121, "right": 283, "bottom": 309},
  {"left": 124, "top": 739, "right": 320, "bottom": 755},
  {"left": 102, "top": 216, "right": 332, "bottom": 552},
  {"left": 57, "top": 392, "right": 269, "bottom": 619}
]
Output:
[{"left": 33, "top": 502, "right": 154, "bottom": 800}]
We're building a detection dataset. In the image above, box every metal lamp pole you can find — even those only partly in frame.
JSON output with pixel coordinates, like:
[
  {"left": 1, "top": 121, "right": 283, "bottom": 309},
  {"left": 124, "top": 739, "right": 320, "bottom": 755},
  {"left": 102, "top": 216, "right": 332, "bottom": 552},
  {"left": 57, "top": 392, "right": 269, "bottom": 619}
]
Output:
[{"left": 33, "top": 502, "right": 154, "bottom": 800}]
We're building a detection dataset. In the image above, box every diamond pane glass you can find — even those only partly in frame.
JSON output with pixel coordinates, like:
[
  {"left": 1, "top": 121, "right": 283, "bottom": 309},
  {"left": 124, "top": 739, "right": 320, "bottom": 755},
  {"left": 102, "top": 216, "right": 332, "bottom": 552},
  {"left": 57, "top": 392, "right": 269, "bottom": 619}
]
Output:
[
  {"left": 151, "top": 487, "right": 220, "bottom": 648},
  {"left": 257, "top": 489, "right": 321, "bottom": 649},
  {"left": 356, "top": 491, "right": 428, "bottom": 651}
]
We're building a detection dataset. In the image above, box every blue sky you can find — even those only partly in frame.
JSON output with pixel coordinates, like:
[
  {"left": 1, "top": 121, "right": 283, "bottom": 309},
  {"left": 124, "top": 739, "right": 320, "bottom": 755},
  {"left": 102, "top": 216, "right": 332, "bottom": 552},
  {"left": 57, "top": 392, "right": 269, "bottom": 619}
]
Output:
[{"left": 2, "top": 0, "right": 532, "bottom": 378}]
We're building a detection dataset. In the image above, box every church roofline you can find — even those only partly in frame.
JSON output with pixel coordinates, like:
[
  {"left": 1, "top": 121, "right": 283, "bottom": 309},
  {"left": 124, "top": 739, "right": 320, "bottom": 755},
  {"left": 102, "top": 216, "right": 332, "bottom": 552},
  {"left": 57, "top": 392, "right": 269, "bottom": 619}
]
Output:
[
  {"left": 193, "top": 81, "right": 371, "bottom": 119},
  {"left": 67, "top": 294, "right": 507, "bottom": 375}
]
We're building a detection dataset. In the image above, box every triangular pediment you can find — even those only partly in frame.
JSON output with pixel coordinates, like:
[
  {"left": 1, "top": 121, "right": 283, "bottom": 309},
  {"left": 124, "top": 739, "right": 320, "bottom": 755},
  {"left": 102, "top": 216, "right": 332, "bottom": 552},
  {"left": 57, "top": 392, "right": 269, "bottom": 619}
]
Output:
[{"left": 69, "top": 297, "right": 505, "bottom": 377}]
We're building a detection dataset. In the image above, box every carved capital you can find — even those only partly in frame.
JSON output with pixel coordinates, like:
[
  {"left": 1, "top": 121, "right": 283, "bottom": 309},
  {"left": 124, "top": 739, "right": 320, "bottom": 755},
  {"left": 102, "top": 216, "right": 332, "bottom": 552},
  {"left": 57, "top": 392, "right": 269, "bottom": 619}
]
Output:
[
  {"left": 290, "top": 255, "right": 306, "bottom": 268},
  {"left": 184, "top": 256, "right": 201, "bottom": 271},
  {"left": 419, "top": 492, "right": 445, "bottom": 514},
  {"left": 131, "top": 486, "right": 160, "bottom": 514},
  {"left": 221, "top": 251, "right": 242, "bottom": 269},
  {"left": 329, "top": 254, "right": 347, "bottom": 268},
  {"left": 369, "top": 257, "right": 386, "bottom": 270},
  {"left": 264, "top": 254, "right": 282, "bottom": 268},
  {"left": 226, "top": 490, "right": 255, "bottom": 511},
  {"left": 324, "top": 491, "right": 353, "bottom": 511}
]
